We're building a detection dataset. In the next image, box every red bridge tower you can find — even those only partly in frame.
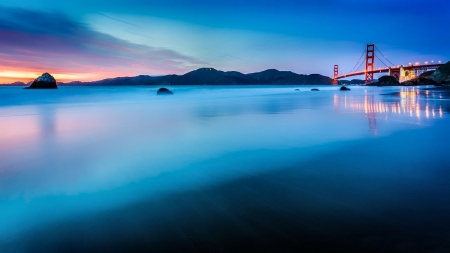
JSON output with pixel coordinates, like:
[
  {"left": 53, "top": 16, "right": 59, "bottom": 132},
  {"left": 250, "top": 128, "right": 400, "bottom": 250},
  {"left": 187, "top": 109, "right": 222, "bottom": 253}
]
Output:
[
  {"left": 333, "top": 65, "right": 338, "bottom": 85},
  {"left": 365, "top": 44, "right": 375, "bottom": 84}
]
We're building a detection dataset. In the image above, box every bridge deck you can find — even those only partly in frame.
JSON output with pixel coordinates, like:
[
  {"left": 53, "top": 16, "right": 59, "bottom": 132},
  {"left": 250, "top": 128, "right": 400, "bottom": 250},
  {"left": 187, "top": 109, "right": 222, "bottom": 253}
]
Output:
[{"left": 337, "top": 63, "right": 443, "bottom": 79}]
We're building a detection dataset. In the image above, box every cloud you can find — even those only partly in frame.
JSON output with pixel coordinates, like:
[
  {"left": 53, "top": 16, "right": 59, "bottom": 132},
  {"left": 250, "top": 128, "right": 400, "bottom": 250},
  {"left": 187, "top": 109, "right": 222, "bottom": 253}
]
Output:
[{"left": 0, "top": 6, "right": 208, "bottom": 82}]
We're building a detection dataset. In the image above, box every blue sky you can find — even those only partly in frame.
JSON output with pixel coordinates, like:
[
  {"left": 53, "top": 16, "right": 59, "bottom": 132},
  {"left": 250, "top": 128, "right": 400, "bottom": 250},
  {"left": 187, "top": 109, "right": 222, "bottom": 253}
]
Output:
[{"left": 0, "top": 0, "right": 449, "bottom": 82}]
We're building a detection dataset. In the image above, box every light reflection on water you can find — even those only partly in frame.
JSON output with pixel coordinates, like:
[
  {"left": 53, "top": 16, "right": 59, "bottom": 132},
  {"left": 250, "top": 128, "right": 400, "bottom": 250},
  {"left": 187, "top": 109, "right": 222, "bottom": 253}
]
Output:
[
  {"left": 333, "top": 87, "right": 445, "bottom": 135},
  {"left": 0, "top": 86, "right": 449, "bottom": 252}
]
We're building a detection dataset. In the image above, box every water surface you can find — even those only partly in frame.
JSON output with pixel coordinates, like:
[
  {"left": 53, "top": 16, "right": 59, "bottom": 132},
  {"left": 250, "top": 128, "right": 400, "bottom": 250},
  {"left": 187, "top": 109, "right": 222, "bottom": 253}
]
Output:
[{"left": 1, "top": 85, "right": 449, "bottom": 252}]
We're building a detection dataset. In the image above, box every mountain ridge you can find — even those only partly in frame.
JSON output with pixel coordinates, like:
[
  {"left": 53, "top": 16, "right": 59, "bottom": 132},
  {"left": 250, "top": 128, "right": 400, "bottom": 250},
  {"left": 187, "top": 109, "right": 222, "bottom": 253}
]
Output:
[
  {"left": 62, "top": 68, "right": 333, "bottom": 86},
  {"left": 1, "top": 68, "right": 333, "bottom": 86}
]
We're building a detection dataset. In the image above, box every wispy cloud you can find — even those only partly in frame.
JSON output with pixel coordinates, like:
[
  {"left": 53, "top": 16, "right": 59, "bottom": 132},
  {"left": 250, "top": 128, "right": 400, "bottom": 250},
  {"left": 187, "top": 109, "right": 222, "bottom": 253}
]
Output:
[{"left": 0, "top": 6, "right": 208, "bottom": 82}]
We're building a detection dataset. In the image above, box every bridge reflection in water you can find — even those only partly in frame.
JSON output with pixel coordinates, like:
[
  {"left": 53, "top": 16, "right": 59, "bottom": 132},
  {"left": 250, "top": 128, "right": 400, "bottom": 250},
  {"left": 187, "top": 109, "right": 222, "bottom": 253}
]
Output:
[{"left": 334, "top": 87, "right": 444, "bottom": 135}]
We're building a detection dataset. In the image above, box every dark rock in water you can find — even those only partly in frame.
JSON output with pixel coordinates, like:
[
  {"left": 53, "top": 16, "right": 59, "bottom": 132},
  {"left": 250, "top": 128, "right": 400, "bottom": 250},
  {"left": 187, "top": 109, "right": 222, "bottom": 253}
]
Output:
[
  {"left": 25, "top": 73, "right": 57, "bottom": 89},
  {"left": 157, "top": 87, "right": 173, "bottom": 95},
  {"left": 431, "top": 61, "right": 450, "bottom": 84},
  {"left": 311, "top": 88, "right": 319, "bottom": 91},
  {"left": 376, "top": 75, "right": 399, "bottom": 86},
  {"left": 294, "top": 89, "right": 300, "bottom": 91},
  {"left": 340, "top": 86, "right": 350, "bottom": 91}
]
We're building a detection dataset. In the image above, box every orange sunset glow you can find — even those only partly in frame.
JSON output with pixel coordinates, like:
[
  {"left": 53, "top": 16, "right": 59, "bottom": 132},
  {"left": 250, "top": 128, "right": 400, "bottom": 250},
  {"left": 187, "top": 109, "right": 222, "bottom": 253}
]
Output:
[
  {"left": 0, "top": 63, "right": 184, "bottom": 84},
  {"left": 0, "top": 8, "right": 206, "bottom": 85},
  {"left": 0, "top": 68, "right": 101, "bottom": 83}
]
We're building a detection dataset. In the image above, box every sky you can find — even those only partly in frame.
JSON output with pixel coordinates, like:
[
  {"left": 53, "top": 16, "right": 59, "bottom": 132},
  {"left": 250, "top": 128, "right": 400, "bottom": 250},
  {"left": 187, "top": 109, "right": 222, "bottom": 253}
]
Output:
[{"left": 0, "top": 0, "right": 449, "bottom": 83}]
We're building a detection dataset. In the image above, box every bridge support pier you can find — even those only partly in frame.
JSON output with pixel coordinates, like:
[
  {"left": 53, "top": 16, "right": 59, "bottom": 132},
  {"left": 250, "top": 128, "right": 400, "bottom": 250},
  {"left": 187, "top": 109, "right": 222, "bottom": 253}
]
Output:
[{"left": 389, "top": 67, "right": 400, "bottom": 81}]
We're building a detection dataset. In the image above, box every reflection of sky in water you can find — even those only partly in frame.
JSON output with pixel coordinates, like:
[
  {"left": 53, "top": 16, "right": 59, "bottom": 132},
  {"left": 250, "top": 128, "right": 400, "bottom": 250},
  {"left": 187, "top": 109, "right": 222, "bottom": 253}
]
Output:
[{"left": 0, "top": 86, "right": 449, "bottom": 251}]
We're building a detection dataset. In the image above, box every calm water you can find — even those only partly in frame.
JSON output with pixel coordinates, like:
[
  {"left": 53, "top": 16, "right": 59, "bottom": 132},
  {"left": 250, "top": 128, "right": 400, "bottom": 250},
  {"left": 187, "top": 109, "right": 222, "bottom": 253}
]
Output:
[{"left": 1, "top": 85, "right": 450, "bottom": 252}]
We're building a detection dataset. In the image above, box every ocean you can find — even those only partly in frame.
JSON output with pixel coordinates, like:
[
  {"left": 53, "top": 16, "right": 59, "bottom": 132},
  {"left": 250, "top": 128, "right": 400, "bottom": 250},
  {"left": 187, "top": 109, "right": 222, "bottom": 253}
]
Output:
[{"left": 1, "top": 85, "right": 449, "bottom": 252}]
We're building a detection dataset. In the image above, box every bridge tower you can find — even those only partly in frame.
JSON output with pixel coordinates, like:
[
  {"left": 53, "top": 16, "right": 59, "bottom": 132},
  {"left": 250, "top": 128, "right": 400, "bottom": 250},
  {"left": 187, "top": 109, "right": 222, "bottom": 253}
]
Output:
[
  {"left": 365, "top": 44, "right": 375, "bottom": 84},
  {"left": 333, "top": 65, "right": 338, "bottom": 85}
]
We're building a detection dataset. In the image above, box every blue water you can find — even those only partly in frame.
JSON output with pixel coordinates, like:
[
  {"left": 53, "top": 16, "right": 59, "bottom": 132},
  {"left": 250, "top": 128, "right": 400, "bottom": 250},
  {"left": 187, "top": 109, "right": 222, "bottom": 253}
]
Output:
[{"left": 1, "top": 85, "right": 449, "bottom": 252}]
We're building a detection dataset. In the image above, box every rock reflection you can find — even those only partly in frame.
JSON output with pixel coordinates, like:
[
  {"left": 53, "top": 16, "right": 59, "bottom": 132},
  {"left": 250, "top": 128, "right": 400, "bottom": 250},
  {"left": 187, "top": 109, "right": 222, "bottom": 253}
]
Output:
[{"left": 38, "top": 106, "right": 57, "bottom": 139}]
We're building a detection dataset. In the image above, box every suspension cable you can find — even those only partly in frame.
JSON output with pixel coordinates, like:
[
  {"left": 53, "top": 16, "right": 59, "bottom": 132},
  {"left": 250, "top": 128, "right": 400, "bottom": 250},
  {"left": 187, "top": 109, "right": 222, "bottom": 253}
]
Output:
[
  {"left": 355, "top": 58, "right": 365, "bottom": 72},
  {"left": 349, "top": 48, "right": 367, "bottom": 73},
  {"left": 375, "top": 53, "right": 390, "bottom": 68},
  {"left": 375, "top": 46, "right": 395, "bottom": 66}
]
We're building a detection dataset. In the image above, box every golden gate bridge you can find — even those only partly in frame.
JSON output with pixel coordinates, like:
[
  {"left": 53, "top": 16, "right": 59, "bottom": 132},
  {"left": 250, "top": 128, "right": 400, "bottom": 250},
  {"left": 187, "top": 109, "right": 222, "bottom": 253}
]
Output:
[{"left": 333, "top": 44, "right": 444, "bottom": 85}]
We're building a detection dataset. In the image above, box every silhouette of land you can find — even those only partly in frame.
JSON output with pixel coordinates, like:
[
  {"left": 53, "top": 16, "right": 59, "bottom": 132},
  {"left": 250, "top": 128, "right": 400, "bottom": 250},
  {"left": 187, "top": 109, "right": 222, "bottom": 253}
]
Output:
[
  {"left": 56, "top": 68, "right": 333, "bottom": 86},
  {"left": 60, "top": 68, "right": 333, "bottom": 86}
]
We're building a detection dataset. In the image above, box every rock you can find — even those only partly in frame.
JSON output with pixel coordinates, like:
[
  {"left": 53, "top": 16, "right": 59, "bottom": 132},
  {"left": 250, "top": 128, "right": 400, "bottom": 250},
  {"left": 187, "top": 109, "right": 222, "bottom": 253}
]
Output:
[
  {"left": 418, "top": 71, "right": 437, "bottom": 84},
  {"left": 25, "top": 73, "right": 57, "bottom": 89},
  {"left": 376, "top": 75, "right": 399, "bottom": 86},
  {"left": 294, "top": 89, "right": 300, "bottom": 91},
  {"left": 431, "top": 61, "right": 450, "bottom": 84},
  {"left": 157, "top": 87, "right": 173, "bottom": 95},
  {"left": 340, "top": 86, "right": 350, "bottom": 91},
  {"left": 401, "top": 79, "right": 417, "bottom": 86},
  {"left": 401, "top": 71, "right": 437, "bottom": 86},
  {"left": 311, "top": 88, "right": 319, "bottom": 91}
]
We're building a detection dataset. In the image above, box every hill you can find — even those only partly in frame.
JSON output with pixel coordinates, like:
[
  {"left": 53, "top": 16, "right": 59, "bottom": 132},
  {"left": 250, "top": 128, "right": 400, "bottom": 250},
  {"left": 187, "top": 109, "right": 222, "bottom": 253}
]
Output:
[
  {"left": 0, "top": 82, "right": 27, "bottom": 86},
  {"left": 59, "top": 68, "right": 333, "bottom": 86}
]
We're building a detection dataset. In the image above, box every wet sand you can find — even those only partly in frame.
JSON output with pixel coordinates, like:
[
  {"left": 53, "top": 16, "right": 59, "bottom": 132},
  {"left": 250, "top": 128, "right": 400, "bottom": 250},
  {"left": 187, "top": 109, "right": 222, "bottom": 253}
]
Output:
[{"left": 5, "top": 126, "right": 450, "bottom": 253}]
